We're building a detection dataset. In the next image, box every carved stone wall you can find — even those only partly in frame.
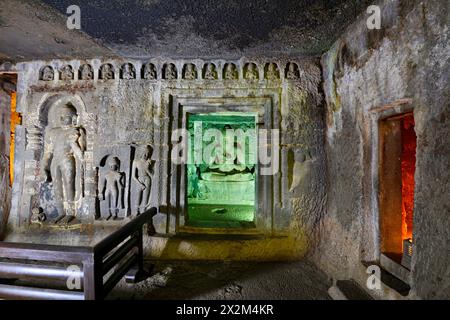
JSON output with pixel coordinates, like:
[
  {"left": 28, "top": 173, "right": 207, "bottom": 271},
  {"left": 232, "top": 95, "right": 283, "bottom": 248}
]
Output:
[
  {"left": 0, "top": 88, "right": 12, "bottom": 239},
  {"left": 6, "top": 57, "right": 325, "bottom": 260},
  {"left": 317, "top": 0, "right": 450, "bottom": 299}
]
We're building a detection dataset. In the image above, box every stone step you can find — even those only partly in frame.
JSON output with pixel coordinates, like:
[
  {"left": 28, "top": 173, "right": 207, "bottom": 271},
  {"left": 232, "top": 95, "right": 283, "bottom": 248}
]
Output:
[
  {"left": 378, "top": 265, "right": 411, "bottom": 297},
  {"left": 361, "top": 261, "right": 411, "bottom": 298},
  {"left": 379, "top": 254, "right": 411, "bottom": 286},
  {"left": 328, "top": 279, "right": 374, "bottom": 300}
]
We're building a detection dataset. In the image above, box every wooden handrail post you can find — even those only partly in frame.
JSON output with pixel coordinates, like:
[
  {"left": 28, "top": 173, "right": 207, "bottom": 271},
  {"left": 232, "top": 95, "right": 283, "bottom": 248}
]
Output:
[
  {"left": 82, "top": 254, "right": 102, "bottom": 300},
  {"left": 137, "top": 229, "right": 144, "bottom": 272}
]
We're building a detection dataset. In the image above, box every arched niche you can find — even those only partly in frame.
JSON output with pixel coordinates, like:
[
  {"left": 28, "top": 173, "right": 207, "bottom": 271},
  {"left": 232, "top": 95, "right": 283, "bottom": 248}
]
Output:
[
  {"left": 33, "top": 94, "right": 91, "bottom": 219},
  {"left": 38, "top": 94, "right": 87, "bottom": 131}
]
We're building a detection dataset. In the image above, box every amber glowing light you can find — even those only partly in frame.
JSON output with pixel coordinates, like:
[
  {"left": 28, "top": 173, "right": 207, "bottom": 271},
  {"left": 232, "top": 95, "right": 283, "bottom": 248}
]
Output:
[
  {"left": 10, "top": 92, "right": 21, "bottom": 186},
  {"left": 401, "top": 114, "right": 416, "bottom": 242}
]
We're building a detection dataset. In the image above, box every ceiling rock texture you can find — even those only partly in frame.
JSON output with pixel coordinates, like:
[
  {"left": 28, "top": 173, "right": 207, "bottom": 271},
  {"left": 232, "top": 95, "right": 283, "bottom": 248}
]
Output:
[
  {"left": 0, "top": 0, "right": 112, "bottom": 62},
  {"left": 1, "top": 0, "right": 373, "bottom": 61}
]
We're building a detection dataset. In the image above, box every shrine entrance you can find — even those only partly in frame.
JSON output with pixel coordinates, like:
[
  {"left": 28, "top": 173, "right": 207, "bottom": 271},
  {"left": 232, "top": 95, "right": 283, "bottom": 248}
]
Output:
[{"left": 186, "top": 112, "right": 257, "bottom": 228}]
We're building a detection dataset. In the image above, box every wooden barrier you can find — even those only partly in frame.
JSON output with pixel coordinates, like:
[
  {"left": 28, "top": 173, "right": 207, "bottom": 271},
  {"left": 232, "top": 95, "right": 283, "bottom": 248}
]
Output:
[{"left": 0, "top": 207, "right": 156, "bottom": 300}]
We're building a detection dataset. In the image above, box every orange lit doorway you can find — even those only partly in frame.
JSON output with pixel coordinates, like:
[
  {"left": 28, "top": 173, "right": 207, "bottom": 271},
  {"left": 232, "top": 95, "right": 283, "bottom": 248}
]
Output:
[
  {"left": 0, "top": 73, "right": 19, "bottom": 238},
  {"left": 379, "top": 112, "right": 416, "bottom": 269},
  {"left": 9, "top": 91, "right": 20, "bottom": 185},
  {"left": 0, "top": 73, "right": 20, "bottom": 186}
]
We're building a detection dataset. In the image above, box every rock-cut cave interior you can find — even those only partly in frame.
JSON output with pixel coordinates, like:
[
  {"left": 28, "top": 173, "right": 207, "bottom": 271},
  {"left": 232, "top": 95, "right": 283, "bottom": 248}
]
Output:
[{"left": 0, "top": 0, "right": 449, "bottom": 303}]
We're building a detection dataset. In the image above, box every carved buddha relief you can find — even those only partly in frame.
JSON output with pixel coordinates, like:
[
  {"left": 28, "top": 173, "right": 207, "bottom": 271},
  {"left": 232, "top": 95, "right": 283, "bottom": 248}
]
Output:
[
  {"left": 40, "top": 66, "right": 54, "bottom": 81},
  {"left": 79, "top": 64, "right": 94, "bottom": 80},
  {"left": 40, "top": 103, "right": 85, "bottom": 224},
  {"left": 121, "top": 63, "right": 136, "bottom": 80},
  {"left": 183, "top": 63, "right": 197, "bottom": 80},
  {"left": 265, "top": 63, "right": 280, "bottom": 80},
  {"left": 164, "top": 63, "right": 177, "bottom": 80},
  {"left": 244, "top": 63, "right": 259, "bottom": 80},
  {"left": 223, "top": 63, "right": 238, "bottom": 80},
  {"left": 203, "top": 63, "right": 217, "bottom": 80},
  {"left": 59, "top": 65, "right": 74, "bottom": 81},
  {"left": 100, "top": 63, "right": 115, "bottom": 80},
  {"left": 143, "top": 63, "right": 157, "bottom": 80},
  {"left": 286, "top": 62, "right": 300, "bottom": 80}
]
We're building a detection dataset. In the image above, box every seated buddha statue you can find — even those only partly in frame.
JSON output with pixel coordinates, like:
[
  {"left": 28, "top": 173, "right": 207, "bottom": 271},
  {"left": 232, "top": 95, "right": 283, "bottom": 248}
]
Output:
[{"left": 200, "top": 139, "right": 255, "bottom": 182}]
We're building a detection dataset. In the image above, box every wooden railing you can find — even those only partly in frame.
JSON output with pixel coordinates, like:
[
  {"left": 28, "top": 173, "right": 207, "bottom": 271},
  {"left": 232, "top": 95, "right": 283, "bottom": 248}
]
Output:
[{"left": 0, "top": 207, "right": 156, "bottom": 300}]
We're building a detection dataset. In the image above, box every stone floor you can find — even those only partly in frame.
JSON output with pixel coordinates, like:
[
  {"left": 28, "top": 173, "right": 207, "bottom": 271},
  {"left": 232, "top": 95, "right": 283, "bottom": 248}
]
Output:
[{"left": 109, "top": 260, "right": 332, "bottom": 300}]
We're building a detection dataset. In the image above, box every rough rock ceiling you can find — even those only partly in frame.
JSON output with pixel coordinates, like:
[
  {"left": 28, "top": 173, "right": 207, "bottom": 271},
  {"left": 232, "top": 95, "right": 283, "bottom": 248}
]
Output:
[
  {"left": 1, "top": 0, "right": 373, "bottom": 62},
  {"left": 0, "top": 0, "right": 113, "bottom": 63}
]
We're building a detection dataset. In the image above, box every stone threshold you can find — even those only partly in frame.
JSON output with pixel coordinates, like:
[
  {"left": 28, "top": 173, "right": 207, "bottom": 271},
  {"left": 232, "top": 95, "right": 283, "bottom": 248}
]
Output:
[
  {"left": 380, "top": 253, "right": 411, "bottom": 286},
  {"left": 176, "top": 225, "right": 265, "bottom": 239}
]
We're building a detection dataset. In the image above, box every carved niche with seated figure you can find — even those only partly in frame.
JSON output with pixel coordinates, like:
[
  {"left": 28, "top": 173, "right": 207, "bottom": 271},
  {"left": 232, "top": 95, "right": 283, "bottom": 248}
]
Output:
[
  {"left": 164, "top": 63, "right": 177, "bottom": 80},
  {"left": 40, "top": 103, "right": 86, "bottom": 225},
  {"left": 223, "top": 63, "right": 238, "bottom": 80},
  {"left": 183, "top": 63, "right": 197, "bottom": 80},
  {"left": 60, "top": 65, "right": 74, "bottom": 81},
  {"left": 286, "top": 62, "right": 300, "bottom": 80},
  {"left": 244, "top": 63, "right": 259, "bottom": 80},
  {"left": 203, "top": 63, "right": 217, "bottom": 80},
  {"left": 100, "top": 63, "right": 115, "bottom": 80},
  {"left": 79, "top": 64, "right": 94, "bottom": 80},
  {"left": 40, "top": 66, "right": 54, "bottom": 81},
  {"left": 265, "top": 63, "right": 280, "bottom": 80},
  {"left": 121, "top": 63, "right": 136, "bottom": 80},
  {"left": 143, "top": 63, "right": 157, "bottom": 80}
]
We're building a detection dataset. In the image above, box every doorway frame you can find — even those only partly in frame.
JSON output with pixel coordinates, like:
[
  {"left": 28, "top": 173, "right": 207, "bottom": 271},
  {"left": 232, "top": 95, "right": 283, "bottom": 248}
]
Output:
[
  {"left": 166, "top": 92, "right": 280, "bottom": 235},
  {"left": 184, "top": 111, "right": 259, "bottom": 228},
  {"left": 363, "top": 98, "right": 415, "bottom": 283}
]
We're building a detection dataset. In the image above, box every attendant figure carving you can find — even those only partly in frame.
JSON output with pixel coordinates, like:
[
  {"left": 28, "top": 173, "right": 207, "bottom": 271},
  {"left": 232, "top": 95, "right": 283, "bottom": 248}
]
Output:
[
  {"left": 132, "top": 146, "right": 154, "bottom": 215},
  {"left": 99, "top": 157, "right": 125, "bottom": 220},
  {"left": 290, "top": 149, "right": 313, "bottom": 193}
]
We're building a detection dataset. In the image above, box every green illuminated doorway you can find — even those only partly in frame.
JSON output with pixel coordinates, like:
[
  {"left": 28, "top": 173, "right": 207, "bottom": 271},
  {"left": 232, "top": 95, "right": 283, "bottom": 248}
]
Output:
[{"left": 186, "top": 112, "right": 257, "bottom": 228}]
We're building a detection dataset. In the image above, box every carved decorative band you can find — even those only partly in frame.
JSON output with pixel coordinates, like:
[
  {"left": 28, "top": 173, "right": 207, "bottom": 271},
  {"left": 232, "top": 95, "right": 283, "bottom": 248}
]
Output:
[{"left": 39, "top": 61, "right": 302, "bottom": 82}]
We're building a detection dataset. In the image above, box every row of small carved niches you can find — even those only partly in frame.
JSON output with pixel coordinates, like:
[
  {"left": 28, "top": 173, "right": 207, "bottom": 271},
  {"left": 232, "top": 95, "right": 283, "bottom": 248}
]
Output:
[{"left": 39, "top": 61, "right": 302, "bottom": 81}]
